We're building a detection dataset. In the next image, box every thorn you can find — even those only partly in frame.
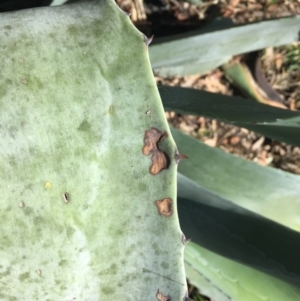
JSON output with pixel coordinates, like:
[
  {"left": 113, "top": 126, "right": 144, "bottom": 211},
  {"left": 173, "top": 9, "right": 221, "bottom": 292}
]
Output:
[
  {"left": 127, "top": 11, "right": 132, "bottom": 17},
  {"left": 183, "top": 291, "right": 194, "bottom": 301},
  {"left": 176, "top": 153, "right": 188, "bottom": 163},
  {"left": 144, "top": 34, "right": 154, "bottom": 47},
  {"left": 174, "top": 146, "right": 188, "bottom": 164},
  {"left": 182, "top": 233, "right": 191, "bottom": 245}
]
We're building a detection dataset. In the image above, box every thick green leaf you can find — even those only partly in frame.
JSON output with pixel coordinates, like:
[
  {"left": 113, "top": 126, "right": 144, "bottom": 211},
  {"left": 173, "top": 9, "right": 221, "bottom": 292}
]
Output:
[
  {"left": 50, "top": 0, "right": 78, "bottom": 5},
  {"left": 185, "top": 242, "right": 300, "bottom": 301},
  {"left": 160, "top": 85, "right": 300, "bottom": 146},
  {"left": 184, "top": 263, "right": 231, "bottom": 301},
  {"left": 172, "top": 129, "right": 300, "bottom": 231},
  {"left": 178, "top": 173, "right": 300, "bottom": 285},
  {"left": 178, "top": 174, "right": 300, "bottom": 298},
  {"left": 150, "top": 16, "right": 300, "bottom": 76},
  {"left": 0, "top": 1, "right": 186, "bottom": 300}
]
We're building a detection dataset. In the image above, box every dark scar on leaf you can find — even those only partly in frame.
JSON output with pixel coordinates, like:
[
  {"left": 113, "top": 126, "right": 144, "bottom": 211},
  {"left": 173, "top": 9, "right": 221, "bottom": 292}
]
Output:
[
  {"left": 142, "top": 127, "right": 170, "bottom": 175},
  {"left": 155, "top": 198, "right": 173, "bottom": 217},
  {"left": 156, "top": 289, "right": 171, "bottom": 301}
]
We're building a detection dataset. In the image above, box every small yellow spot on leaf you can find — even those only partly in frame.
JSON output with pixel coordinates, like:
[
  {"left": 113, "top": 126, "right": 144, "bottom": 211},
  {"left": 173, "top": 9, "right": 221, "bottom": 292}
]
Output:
[{"left": 45, "top": 181, "right": 52, "bottom": 189}]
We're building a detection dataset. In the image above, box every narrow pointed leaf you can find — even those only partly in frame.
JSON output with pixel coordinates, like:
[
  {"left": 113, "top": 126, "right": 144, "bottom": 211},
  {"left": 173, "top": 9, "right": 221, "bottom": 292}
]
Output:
[
  {"left": 150, "top": 16, "right": 300, "bottom": 76},
  {"left": 185, "top": 242, "right": 300, "bottom": 301},
  {"left": 178, "top": 174, "right": 300, "bottom": 298},
  {"left": 160, "top": 86, "right": 300, "bottom": 146},
  {"left": 178, "top": 173, "right": 300, "bottom": 285},
  {"left": 184, "top": 263, "right": 231, "bottom": 301},
  {"left": 222, "top": 61, "right": 286, "bottom": 108},
  {"left": 172, "top": 128, "right": 300, "bottom": 231}
]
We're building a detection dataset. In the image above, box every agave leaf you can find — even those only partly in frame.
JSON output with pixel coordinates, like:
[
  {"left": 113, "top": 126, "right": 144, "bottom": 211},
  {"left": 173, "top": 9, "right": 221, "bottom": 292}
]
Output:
[
  {"left": 178, "top": 174, "right": 300, "bottom": 298},
  {"left": 51, "top": 0, "right": 84, "bottom": 6},
  {"left": 178, "top": 173, "right": 300, "bottom": 286},
  {"left": 150, "top": 16, "right": 300, "bottom": 76},
  {"left": 0, "top": 1, "right": 186, "bottom": 300},
  {"left": 222, "top": 61, "right": 286, "bottom": 109},
  {"left": 184, "top": 263, "right": 231, "bottom": 301},
  {"left": 184, "top": 242, "right": 300, "bottom": 301},
  {"left": 171, "top": 128, "right": 300, "bottom": 231},
  {"left": 160, "top": 85, "right": 300, "bottom": 146}
]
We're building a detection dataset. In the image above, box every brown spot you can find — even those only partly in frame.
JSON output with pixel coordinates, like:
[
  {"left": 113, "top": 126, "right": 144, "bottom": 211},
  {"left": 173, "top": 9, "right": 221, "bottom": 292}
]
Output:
[
  {"left": 156, "top": 290, "right": 171, "bottom": 301},
  {"left": 150, "top": 152, "right": 169, "bottom": 175},
  {"left": 174, "top": 146, "right": 188, "bottom": 164},
  {"left": 143, "top": 128, "right": 170, "bottom": 175},
  {"left": 21, "top": 78, "right": 27, "bottom": 84},
  {"left": 155, "top": 198, "right": 173, "bottom": 217},
  {"left": 143, "top": 128, "right": 166, "bottom": 155}
]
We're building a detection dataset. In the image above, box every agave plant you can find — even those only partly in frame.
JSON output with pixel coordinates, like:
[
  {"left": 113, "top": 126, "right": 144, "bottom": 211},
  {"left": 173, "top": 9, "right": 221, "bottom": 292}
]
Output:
[{"left": 1, "top": 1, "right": 300, "bottom": 300}]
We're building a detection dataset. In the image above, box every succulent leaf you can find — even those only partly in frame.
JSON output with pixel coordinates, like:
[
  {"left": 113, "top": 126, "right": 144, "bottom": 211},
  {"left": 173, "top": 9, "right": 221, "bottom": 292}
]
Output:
[
  {"left": 172, "top": 128, "right": 300, "bottom": 231},
  {"left": 185, "top": 242, "right": 300, "bottom": 301},
  {"left": 150, "top": 16, "right": 300, "bottom": 76},
  {"left": 0, "top": 1, "right": 186, "bottom": 299},
  {"left": 160, "top": 86, "right": 300, "bottom": 147}
]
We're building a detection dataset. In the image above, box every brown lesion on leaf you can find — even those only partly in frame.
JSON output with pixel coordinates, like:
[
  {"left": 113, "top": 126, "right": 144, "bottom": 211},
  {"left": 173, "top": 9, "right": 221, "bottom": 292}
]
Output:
[
  {"left": 155, "top": 198, "right": 173, "bottom": 217},
  {"left": 156, "top": 289, "right": 171, "bottom": 301},
  {"left": 142, "top": 128, "right": 170, "bottom": 175}
]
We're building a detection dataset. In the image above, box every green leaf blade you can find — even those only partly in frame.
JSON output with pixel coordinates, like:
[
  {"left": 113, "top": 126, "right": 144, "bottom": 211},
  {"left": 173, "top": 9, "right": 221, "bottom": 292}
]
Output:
[
  {"left": 185, "top": 242, "right": 300, "bottom": 301},
  {"left": 0, "top": 1, "right": 186, "bottom": 300},
  {"left": 160, "top": 86, "right": 300, "bottom": 146},
  {"left": 172, "top": 128, "right": 300, "bottom": 232},
  {"left": 150, "top": 17, "right": 300, "bottom": 76}
]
